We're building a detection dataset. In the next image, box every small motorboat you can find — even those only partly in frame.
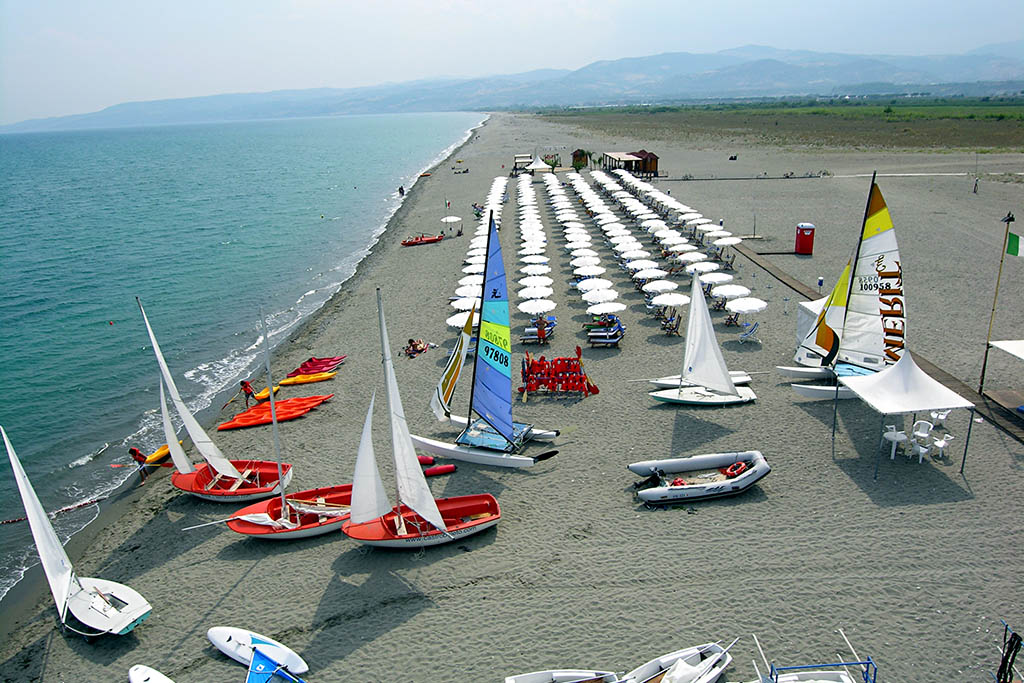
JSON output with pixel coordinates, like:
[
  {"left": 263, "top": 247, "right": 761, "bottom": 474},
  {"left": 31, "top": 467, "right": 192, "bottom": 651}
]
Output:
[
  {"left": 629, "top": 451, "right": 770, "bottom": 505},
  {"left": 401, "top": 233, "right": 444, "bottom": 247}
]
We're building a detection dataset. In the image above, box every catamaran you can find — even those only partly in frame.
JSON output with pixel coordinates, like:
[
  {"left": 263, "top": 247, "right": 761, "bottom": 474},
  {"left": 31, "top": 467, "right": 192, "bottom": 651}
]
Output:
[
  {"left": 778, "top": 174, "right": 906, "bottom": 399},
  {"left": 138, "top": 298, "right": 292, "bottom": 501},
  {"left": 649, "top": 274, "right": 757, "bottom": 406},
  {"left": 341, "top": 289, "right": 501, "bottom": 548},
  {"left": 3, "top": 426, "right": 152, "bottom": 637},
  {"left": 412, "top": 212, "right": 558, "bottom": 468}
]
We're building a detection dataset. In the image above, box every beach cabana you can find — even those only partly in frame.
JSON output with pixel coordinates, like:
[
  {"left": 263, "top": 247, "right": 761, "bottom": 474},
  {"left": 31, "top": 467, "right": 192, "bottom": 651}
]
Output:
[{"left": 834, "top": 352, "right": 975, "bottom": 477}]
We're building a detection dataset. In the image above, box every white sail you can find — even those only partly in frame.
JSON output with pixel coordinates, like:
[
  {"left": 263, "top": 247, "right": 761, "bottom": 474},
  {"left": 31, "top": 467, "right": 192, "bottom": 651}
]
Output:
[
  {"left": 431, "top": 301, "right": 475, "bottom": 421},
  {"left": 377, "top": 290, "right": 446, "bottom": 532},
  {"left": 137, "top": 299, "right": 241, "bottom": 480},
  {"left": 159, "top": 378, "right": 195, "bottom": 474},
  {"left": 795, "top": 263, "right": 850, "bottom": 368},
  {"left": 349, "top": 392, "right": 390, "bottom": 525},
  {"left": 2, "top": 426, "right": 77, "bottom": 623},
  {"left": 681, "top": 275, "right": 738, "bottom": 396}
]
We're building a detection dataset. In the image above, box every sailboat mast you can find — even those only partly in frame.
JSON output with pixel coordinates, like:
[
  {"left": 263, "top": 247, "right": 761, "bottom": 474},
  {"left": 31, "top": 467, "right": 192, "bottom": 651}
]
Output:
[{"left": 259, "top": 309, "right": 288, "bottom": 518}]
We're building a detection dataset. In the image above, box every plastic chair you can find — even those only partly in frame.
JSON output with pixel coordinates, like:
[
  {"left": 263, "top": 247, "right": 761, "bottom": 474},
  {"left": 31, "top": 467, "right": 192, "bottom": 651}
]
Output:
[
  {"left": 909, "top": 420, "right": 934, "bottom": 462},
  {"left": 931, "top": 433, "right": 955, "bottom": 460},
  {"left": 881, "top": 425, "right": 908, "bottom": 460},
  {"left": 930, "top": 409, "right": 950, "bottom": 428},
  {"left": 739, "top": 321, "right": 761, "bottom": 344}
]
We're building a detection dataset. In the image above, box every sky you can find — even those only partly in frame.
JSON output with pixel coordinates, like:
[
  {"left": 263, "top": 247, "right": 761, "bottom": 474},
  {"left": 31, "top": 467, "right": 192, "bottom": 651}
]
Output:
[{"left": 2, "top": 0, "right": 1023, "bottom": 125}]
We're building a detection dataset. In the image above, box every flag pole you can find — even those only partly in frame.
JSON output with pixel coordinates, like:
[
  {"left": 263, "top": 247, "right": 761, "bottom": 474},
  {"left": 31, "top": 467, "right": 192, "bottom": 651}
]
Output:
[{"left": 978, "top": 211, "right": 1016, "bottom": 393}]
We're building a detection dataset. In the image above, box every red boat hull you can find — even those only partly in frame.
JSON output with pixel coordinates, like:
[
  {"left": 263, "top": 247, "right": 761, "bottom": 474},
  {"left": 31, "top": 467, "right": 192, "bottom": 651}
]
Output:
[
  {"left": 401, "top": 234, "right": 444, "bottom": 247},
  {"left": 226, "top": 484, "right": 353, "bottom": 539},
  {"left": 171, "top": 460, "right": 292, "bottom": 502},
  {"left": 342, "top": 494, "right": 499, "bottom": 548}
]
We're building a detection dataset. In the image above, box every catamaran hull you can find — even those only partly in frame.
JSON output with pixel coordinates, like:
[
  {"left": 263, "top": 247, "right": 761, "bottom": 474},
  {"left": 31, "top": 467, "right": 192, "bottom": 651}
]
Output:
[
  {"left": 790, "top": 383, "right": 855, "bottom": 399},
  {"left": 630, "top": 450, "right": 771, "bottom": 505},
  {"left": 171, "top": 461, "right": 292, "bottom": 503},
  {"left": 129, "top": 666, "right": 174, "bottom": 683},
  {"left": 649, "top": 371, "right": 751, "bottom": 388},
  {"left": 446, "top": 414, "right": 559, "bottom": 442},
  {"left": 649, "top": 385, "right": 757, "bottom": 405},
  {"left": 225, "top": 484, "right": 352, "bottom": 539},
  {"left": 342, "top": 495, "right": 500, "bottom": 548},
  {"left": 411, "top": 433, "right": 538, "bottom": 468},
  {"left": 775, "top": 365, "right": 833, "bottom": 379}
]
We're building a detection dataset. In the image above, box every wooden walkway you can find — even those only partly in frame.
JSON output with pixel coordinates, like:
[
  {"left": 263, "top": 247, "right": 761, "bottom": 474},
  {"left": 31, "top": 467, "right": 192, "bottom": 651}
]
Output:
[{"left": 735, "top": 242, "right": 1024, "bottom": 444}]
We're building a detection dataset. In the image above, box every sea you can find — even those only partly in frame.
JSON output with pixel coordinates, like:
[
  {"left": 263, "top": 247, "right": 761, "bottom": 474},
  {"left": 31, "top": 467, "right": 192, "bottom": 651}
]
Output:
[{"left": 0, "top": 111, "right": 485, "bottom": 603}]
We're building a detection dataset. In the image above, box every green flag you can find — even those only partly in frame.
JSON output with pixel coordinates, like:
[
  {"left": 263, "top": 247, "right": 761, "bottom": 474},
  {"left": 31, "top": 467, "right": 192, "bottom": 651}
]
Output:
[{"left": 1008, "top": 231, "right": 1022, "bottom": 257}]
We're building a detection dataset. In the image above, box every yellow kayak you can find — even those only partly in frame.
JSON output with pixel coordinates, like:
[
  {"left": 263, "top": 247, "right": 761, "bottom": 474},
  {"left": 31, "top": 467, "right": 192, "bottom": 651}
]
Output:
[
  {"left": 133, "top": 441, "right": 182, "bottom": 466},
  {"left": 253, "top": 385, "right": 280, "bottom": 400},
  {"left": 278, "top": 371, "right": 337, "bottom": 386}
]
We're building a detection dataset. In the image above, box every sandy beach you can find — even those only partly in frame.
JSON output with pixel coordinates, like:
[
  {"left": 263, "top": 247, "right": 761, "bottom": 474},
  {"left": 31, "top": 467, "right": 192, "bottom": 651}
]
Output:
[{"left": 1, "top": 111, "right": 1022, "bottom": 682}]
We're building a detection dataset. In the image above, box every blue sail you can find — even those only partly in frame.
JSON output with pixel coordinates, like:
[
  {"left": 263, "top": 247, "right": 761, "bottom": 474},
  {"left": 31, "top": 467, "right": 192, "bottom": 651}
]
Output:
[{"left": 470, "top": 213, "right": 516, "bottom": 444}]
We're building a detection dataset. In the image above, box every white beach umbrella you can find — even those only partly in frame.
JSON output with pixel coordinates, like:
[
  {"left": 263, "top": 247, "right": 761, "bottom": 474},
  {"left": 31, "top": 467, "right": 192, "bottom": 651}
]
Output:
[
  {"left": 714, "top": 236, "right": 743, "bottom": 247},
  {"left": 641, "top": 219, "right": 668, "bottom": 229},
  {"left": 595, "top": 213, "right": 619, "bottom": 224},
  {"left": 455, "top": 284, "right": 482, "bottom": 298},
  {"left": 458, "top": 274, "right": 484, "bottom": 286},
  {"left": 674, "top": 252, "right": 708, "bottom": 263},
  {"left": 518, "top": 246, "right": 546, "bottom": 256},
  {"left": 571, "top": 248, "right": 599, "bottom": 257},
  {"left": 712, "top": 284, "right": 751, "bottom": 300},
  {"left": 633, "top": 268, "right": 668, "bottom": 279},
  {"left": 451, "top": 297, "right": 481, "bottom": 311},
  {"left": 462, "top": 263, "right": 485, "bottom": 274},
  {"left": 582, "top": 289, "right": 619, "bottom": 303},
  {"left": 520, "top": 264, "right": 551, "bottom": 275},
  {"left": 619, "top": 249, "right": 651, "bottom": 259},
  {"left": 705, "top": 230, "right": 732, "bottom": 239},
  {"left": 518, "top": 286, "right": 554, "bottom": 299},
  {"left": 576, "top": 277, "right": 613, "bottom": 292},
  {"left": 517, "top": 299, "right": 556, "bottom": 314},
  {"left": 642, "top": 280, "right": 678, "bottom": 293},
  {"left": 625, "top": 259, "right": 659, "bottom": 270},
  {"left": 586, "top": 302, "right": 626, "bottom": 315},
  {"left": 464, "top": 255, "right": 486, "bottom": 264},
  {"left": 441, "top": 215, "right": 462, "bottom": 224},
  {"left": 520, "top": 255, "right": 549, "bottom": 264},
  {"left": 685, "top": 261, "right": 721, "bottom": 274},
  {"left": 692, "top": 220, "right": 717, "bottom": 229},
  {"left": 562, "top": 221, "right": 585, "bottom": 229},
  {"left": 667, "top": 243, "right": 699, "bottom": 253},
  {"left": 446, "top": 310, "right": 480, "bottom": 328},
  {"left": 518, "top": 275, "right": 553, "bottom": 288},
  {"left": 466, "top": 248, "right": 487, "bottom": 257},
  {"left": 469, "top": 237, "right": 488, "bottom": 248},
  {"left": 700, "top": 272, "right": 734, "bottom": 285},
  {"left": 726, "top": 297, "right": 768, "bottom": 314},
  {"left": 653, "top": 229, "right": 679, "bottom": 239},
  {"left": 659, "top": 234, "right": 688, "bottom": 246},
  {"left": 608, "top": 234, "right": 637, "bottom": 245},
  {"left": 571, "top": 256, "right": 601, "bottom": 267},
  {"left": 574, "top": 265, "right": 606, "bottom": 277},
  {"left": 681, "top": 212, "right": 703, "bottom": 221},
  {"left": 651, "top": 292, "right": 691, "bottom": 307},
  {"left": 565, "top": 242, "right": 593, "bottom": 251},
  {"left": 612, "top": 241, "right": 643, "bottom": 253}
]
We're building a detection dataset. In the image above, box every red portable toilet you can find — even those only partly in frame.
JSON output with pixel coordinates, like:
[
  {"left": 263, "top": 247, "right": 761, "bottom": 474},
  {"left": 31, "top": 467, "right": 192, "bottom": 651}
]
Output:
[{"left": 795, "top": 222, "right": 816, "bottom": 255}]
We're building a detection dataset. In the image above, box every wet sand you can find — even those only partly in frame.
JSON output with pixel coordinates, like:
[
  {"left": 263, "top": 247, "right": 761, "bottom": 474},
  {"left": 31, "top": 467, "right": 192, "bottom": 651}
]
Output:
[{"left": 1, "top": 112, "right": 1022, "bottom": 682}]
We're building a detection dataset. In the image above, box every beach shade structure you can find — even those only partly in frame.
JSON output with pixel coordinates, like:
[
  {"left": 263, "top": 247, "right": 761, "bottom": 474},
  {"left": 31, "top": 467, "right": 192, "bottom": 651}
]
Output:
[
  {"left": 642, "top": 280, "right": 678, "bottom": 294},
  {"left": 595, "top": 213, "right": 619, "bottom": 224},
  {"left": 563, "top": 229, "right": 590, "bottom": 239},
  {"left": 667, "top": 243, "right": 699, "bottom": 253},
  {"left": 518, "top": 275, "right": 553, "bottom": 288},
  {"left": 608, "top": 234, "right": 637, "bottom": 245},
  {"left": 574, "top": 265, "right": 607, "bottom": 277},
  {"left": 619, "top": 249, "right": 651, "bottom": 260},
  {"left": 587, "top": 302, "right": 627, "bottom": 315},
  {"left": 653, "top": 229, "right": 680, "bottom": 239},
  {"left": 660, "top": 235, "right": 689, "bottom": 247},
  {"left": 705, "top": 230, "right": 732, "bottom": 239},
  {"left": 451, "top": 297, "right": 482, "bottom": 311},
  {"left": 466, "top": 248, "right": 487, "bottom": 257},
  {"left": 562, "top": 221, "right": 586, "bottom": 229},
  {"left": 695, "top": 223, "right": 720, "bottom": 234},
  {"left": 571, "top": 248, "right": 599, "bottom": 257},
  {"left": 462, "top": 263, "right": 485, "bottom": 274},
  {"left": 520, "top": 264, "right": 551, "bottom": 275},
  {"left": 650, "top": 292, "right": 691, "bottom": 307},
  {"left": 632, "top": 268, "right": 668, "bottom": 280},
  {"left": 571, "top": 256, "right": 601, "bottom": 268},
  {"left": 713, "top": 236, "right": 743, "bottom": 247},
  {"left": 726, "top": 297, "right": 768, "bottom": 316},
  {"left": 557, "top": 213, "right": 581, "bottom": 222},
  {"left": 675, "top": 252, "right": 708, "bottom": 264},
  {"left": 712, "top": 284, "right": 751, "bottom": 300},
  {"left": 518, "top": 246, "right": 546, "bottom": 256},
  {"left": 685, "top": 261, "right": 721, "bottom": 275},
  {"left": 517, "top": 299, "right": 556, "bottom": 314},
  {"left": 625, "top": 259, "right": 660, "bottom": 271},
  {"left": 458, "top": 274, "right": 484, "bottom": 286},
  {"left": 565, "top": 241, "right": 593, "bottom": 251},
  {"left": 518, "top": 286, "right": 554, "bottom": 300},
  {"left": 612, "top": 241, "right": 643, "bottom": 253},
  {"left": 576, "top": 277, "right": 613, "bottom": 292},
  {"left": 681, "top": 213, "right": 703, "bottom": 221},
  {"left": 464, "top": 255, "right": 486, "bottom": 264},
  {"left": 701, "top": 272, "right": 734, "bottom": 285},
  {"left": 582, "top": 289, "right": 619, "bottom": 304},
  {"left": 469, "top": 236, "right": 488, "bottom": 248},
  {"left": 454, "top": 284, "right": 482, "bottom": 298},
  {"left": 641, "top": 219, "right": 668, "bottom": 229},
  {"left": 520, "top": 255, "right": 549, "bottom": 264},
  {"left": 446, "top": 310, "right": 481, "bottom": 328}
]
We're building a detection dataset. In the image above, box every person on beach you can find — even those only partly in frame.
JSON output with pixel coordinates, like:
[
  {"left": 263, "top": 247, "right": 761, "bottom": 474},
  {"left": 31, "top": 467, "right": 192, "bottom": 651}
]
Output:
[
  {"left": 398, "top": 185, "right": 405, "bottom": 196},
  {"left": 128, "top": 447, "right": 150, "bottom": 482},
  {"left": 240, "top": 380, "right": 257, "bottom": 407},
  {"left": 405, "top": 339, "right": 428, "bottom": 357}
]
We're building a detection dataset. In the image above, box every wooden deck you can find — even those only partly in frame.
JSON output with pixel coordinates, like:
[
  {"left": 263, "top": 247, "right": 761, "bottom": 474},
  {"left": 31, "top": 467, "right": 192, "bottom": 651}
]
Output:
[{"left": 734, "top": 242, "right": 1024, "bottom": 444}]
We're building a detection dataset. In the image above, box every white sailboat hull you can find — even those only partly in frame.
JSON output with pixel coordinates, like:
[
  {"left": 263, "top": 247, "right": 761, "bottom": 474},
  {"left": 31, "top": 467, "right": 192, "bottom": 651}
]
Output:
[
  {"left": 207, "top": 626, "right": 308, "bottom": 674},
  {"left": 622, "top": 642, "right": 732, "bottom": 683},
  {"left": 790, "top": 383, "right": 856, "bottom": 399},
  {"left": 129, "top": 666, "right": 174, "bottom": 683},
  {"left": 446, "top": 414, "right": 559, "bottom": 442},
  {"left": 411, "top": 433, "right": 538, "bottom": 468},
  {"left": 775, "top": 365, "right": 833, "bottom": 379},
  {"left": 505, "top": 670, "right": 618, "bottom": 683},
  {"left": 70, "top": 576, "right": 152, "bottom": 636},
  {"left": 649, "top": 371, "right": 751, "bottom": 388},
  {"left": 629, "top": 451, "right": 770, "bottom": 504},
  {"left": 650, "top": 385, "right": 757, "bottom": 405}
]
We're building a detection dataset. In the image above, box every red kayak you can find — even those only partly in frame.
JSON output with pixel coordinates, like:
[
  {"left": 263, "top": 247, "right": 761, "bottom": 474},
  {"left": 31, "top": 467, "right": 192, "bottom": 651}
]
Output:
[
  {"left": 288, "top": 358, "right": 344, "bottom": 377},
  {"left": 217, "top": 395, "right": 333, "bottom": 430},
  {"left": 401, "top": 234, "right": 444, "bottom": 247}
]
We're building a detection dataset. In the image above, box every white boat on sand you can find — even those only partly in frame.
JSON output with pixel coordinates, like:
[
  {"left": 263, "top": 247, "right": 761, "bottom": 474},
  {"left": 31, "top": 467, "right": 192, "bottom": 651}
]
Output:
[
  {"left": 629, "top": 451, "right": 770, "bottom": 505},
  {"left": 620, "top": 640, "right": 734, "bottom": 682},
  {"left": 207, "top": 626, "right": 308, "bottom": 674},
  {"left": 649, "top": 371, "right": 751, "bottom": 389},
  {"left": 504, "top": 670, "right": 618, "bottom": 683}
]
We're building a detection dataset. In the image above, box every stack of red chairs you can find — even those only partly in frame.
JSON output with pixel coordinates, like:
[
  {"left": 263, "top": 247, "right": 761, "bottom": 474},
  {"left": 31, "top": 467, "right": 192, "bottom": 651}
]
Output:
[{"left": 517, "top": 347, "right": 598, "bottom": 398}]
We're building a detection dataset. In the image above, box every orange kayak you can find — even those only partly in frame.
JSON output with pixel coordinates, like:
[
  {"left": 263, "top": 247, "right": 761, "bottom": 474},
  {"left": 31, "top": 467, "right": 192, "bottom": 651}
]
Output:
[
  {"left": 278, "top": 371, "right": 337, "bottom": 386},
  {"left": 217, "top": 395, "right": 333, "bottom": 430}
]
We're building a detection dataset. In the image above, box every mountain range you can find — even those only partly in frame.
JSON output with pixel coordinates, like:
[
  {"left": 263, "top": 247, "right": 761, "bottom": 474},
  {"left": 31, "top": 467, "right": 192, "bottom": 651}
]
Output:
[{"left": 6, "top": 41, "right": 1024, "bottom": 133}]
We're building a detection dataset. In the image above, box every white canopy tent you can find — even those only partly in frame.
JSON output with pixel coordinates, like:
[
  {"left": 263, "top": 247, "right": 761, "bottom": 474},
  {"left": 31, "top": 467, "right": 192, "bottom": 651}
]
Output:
[
  {"left": 836, "top": 352, "right": 975, "bottom": 477},
  {"left": 990, "top": 340, "right": 1024, "bottom": 362}
]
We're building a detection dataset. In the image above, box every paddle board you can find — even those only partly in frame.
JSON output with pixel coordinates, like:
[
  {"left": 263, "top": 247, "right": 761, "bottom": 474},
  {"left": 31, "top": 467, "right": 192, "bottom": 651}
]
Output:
[
  {"left": 128, "top": 665, "right": 175, "bottom": 683},
  {"left": 207, "top": 626, "right": 309, "bottom": 674}
]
